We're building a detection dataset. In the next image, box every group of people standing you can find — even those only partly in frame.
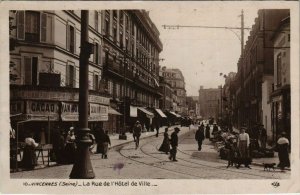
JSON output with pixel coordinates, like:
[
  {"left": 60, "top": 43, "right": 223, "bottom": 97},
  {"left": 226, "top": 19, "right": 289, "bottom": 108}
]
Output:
[
  {"left": 94, "top": 126, "right": 111, "bottom": 159},
  {"left": 158, "top": 127, "right": 180, "bottom": 161}
]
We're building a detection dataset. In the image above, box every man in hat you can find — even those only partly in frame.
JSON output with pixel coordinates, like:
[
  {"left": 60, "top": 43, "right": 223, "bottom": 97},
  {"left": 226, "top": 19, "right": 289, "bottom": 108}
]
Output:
[
  {"left": 169, "top": 127, "right": 180, "bottom": 161},
  {"left": 133, "top": 120, "right": 142, "bottom": 149}
]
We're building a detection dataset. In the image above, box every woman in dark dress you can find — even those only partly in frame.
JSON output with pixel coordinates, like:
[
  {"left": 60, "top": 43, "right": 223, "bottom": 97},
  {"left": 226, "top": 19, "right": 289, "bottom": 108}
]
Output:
[
  {"left": 21, "top": 132, "right": 39, "bottom": 170},
  {"left": 205, "top": 124, "right": 210, "bottom": 139},
  {"left": 64, "top": 128, "right": 76, "bottom": 164},
  {"left": 276, "top": 132, "right": 290, "bottom": 171},
  {"left": 159, "top": 128, "right": 170, "bottom": 154}
]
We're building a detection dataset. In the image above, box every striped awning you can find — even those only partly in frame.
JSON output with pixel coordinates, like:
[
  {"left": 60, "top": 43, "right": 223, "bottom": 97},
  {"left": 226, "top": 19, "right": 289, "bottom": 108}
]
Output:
[
  {"left": 155, "top": 109, "right": 167, "bottom": 118},
  {"left": 108, "top": 107, "right": 122, "bottom": 115},
  {"left": 138, "top": 107, "right": 154, "bottom": 118}
]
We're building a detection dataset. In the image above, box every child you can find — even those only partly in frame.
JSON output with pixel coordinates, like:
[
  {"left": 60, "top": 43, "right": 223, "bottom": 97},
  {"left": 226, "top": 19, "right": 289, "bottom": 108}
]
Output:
[{"left": 227, "top": 138, "right": 238, "bottom": 168}]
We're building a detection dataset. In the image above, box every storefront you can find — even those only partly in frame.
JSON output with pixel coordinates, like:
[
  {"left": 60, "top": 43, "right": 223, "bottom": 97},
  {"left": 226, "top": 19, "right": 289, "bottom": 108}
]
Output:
[
  {"left": 271, "top": 86, "right": 291, "bottom": 143},
  {"left": 10, "top": 85, "right": 110, "bottom": 143},
  {"left": 129, "top": 106, "right": 154, "bottom": 131}
]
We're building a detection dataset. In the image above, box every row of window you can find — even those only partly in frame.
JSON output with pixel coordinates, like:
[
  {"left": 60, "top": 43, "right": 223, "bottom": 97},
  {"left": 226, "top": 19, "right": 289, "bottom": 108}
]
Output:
[
  {"left": 16, "top": 11, "right": 159, "bottom": 70},
  {"left": 21, "top": 55, "right": 101, "bottom": 91}
]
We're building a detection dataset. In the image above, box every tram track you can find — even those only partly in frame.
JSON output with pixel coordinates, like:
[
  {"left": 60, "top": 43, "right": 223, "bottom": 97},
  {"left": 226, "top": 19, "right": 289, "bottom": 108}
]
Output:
[{"left": 117, "top": 131, "right": 281, "bottom": 179}]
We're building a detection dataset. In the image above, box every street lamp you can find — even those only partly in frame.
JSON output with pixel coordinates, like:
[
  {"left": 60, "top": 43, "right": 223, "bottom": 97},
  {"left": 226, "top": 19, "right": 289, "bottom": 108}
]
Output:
[{"left": 70, "top": 10, "right": 95, "bottom": 179}]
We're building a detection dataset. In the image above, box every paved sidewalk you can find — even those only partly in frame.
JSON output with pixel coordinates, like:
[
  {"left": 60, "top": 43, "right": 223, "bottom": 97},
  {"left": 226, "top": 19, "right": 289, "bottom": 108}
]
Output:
[{"left": 12, "top": 125, "right": 186, "bottom": 172}]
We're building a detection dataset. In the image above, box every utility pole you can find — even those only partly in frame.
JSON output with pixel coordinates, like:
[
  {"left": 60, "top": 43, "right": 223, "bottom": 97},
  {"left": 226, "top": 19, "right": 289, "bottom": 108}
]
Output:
[
  {"left": 241, "top": 10, "right": 244, "bottom": 55},
  {"left": 70, "top": 10, "right": 95, "bottom": 179}
]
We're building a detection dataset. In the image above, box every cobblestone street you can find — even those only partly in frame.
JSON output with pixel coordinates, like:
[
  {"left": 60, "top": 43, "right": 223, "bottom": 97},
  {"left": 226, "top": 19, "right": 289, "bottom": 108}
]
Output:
[{"left": 11, "top": 127, "right": 290, "bottom": 179}]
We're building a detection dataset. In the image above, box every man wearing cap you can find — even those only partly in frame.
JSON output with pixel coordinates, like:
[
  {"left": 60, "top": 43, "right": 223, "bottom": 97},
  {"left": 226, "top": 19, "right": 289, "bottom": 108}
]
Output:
[{"left": 169, "top": 127, "right": 180, "bottom": 161}]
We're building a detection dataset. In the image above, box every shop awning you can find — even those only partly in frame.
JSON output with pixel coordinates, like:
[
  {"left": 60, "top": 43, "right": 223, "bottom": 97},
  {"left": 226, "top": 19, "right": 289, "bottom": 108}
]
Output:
[
  {"left": 169, "top": 111, "right": 181, "bottom": 118},
  {"left": 108, "top": 107, "right": 122, "bottom": 115},
  {"left": 155, "top": 109, "right": 167, "bottom": 118},
  {"left": 130, "top": 106, "right": 138, "bottom": 117},
  {"left": 138, "top": 107, "right": 154, "bottom": 118}
]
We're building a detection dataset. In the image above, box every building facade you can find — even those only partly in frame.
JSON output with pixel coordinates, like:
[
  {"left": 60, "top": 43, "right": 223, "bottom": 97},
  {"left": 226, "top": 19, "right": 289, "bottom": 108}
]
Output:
[
  {"left": 270, "top": 16, "right": 290, "bottom": 142},
  {"left": 158, "top": 76, "right": 173, "bottom": 111},
  {"left": 232, "top": 9, "right": 290, "bottom": 144},
  {"left": 234, "top": 9, "right": 290, "bottom": 133},
  {"left": 160, "top": 67, "right": 187, "bottom": 115},
  {"left": 198, "top": 86, "right": 221, "bottom": 120},
  {"left": 9, "top": 10, "right": 163, "bottom": 139}
]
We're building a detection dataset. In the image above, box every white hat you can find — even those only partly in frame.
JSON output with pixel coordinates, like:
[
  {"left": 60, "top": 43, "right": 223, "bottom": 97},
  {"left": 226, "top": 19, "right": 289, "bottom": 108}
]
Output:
[{"left": 70, "top": 127, "right": 74, "bottom": 130}]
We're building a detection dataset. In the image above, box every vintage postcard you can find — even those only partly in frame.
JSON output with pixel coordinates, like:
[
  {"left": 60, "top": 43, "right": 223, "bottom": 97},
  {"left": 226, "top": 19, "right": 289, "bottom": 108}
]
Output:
[{"left": 0, "top": 1, "right": 299, "bottom": 194}]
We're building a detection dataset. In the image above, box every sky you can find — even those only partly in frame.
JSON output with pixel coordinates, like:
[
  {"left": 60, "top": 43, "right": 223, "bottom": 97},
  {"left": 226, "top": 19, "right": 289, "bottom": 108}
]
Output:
[{"left": 149, "top": 6, "right": 259, "bottom": 96}]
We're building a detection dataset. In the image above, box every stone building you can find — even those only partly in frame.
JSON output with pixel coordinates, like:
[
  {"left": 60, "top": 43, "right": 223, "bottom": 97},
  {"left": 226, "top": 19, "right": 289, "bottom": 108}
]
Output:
[
  {"left": 9, "top": 10, "right": 163, "bottom": 139},
  {"left": 198, "top": 86, "right": 221, "bottom": 120},
  {"left": 160, "top": 67, "right": 187, "bottom": 115}
]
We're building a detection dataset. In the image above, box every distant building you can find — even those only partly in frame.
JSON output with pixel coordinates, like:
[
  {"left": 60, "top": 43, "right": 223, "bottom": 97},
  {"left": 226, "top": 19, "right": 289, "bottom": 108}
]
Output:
[
  {"left": 186, "top": 96, "right": 199, "bottom": 119},
  {"left": 198, "top": 86, "right": 221, "bottom": 120},
  {"left": 159, "top": 76, "right": 173, "bottom": 111},
  {"left": 161, "top": 67, "right": 187, "bottom": 115}
]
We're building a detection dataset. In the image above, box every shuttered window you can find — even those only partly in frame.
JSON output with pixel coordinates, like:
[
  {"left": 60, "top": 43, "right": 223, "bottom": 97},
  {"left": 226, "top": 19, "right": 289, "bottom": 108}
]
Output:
[
  {"left": 66, "top": 64, "right": 75, "bottom": 87},
  {"left": 93, "top": 74, "right": 99, "bottom": 91},
  {"left": 40, "top": 13, "right": 47, "bottom": 42},
  {"left": 24, "top": 56, "right": 38, "bottom": 85},
  {"left": 25, "top": 11, "right": 40, "bottom": 42},
  {"left": 17, "top": 11, "right": 25, "bottom": 40},
  {"left": 24, "top": 57, "right": 32, "bottom": 85}
]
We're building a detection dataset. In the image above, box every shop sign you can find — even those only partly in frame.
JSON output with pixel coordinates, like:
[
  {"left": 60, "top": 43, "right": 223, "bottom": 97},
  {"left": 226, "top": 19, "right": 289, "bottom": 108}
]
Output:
[
  {"left": 25, "top": 100, "right": 59, "bottom": 121},
  {"left": 61, "top": 102, "right": 108, "bottom": 121},
  {"left": 11, "top": 89, "right": 110, "bottom": 105},
  {"left": 61, "top": 102, "right": 79, "bottom": 121},
  {"left": 10, "top": 101, "right": 24, "bottom": 115},
  {"left": 272, "top": 95, "right": 282, "bottom": 102},
  {"left": 89, "top": 103, "right": 108, "bottom": 121}
]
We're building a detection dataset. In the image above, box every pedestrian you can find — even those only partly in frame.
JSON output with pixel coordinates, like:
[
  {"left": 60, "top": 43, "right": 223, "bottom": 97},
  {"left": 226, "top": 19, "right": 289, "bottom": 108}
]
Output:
[
  {"left": 21, "top": 131, "right": 39, "bottom": 170},
  {"left": 133, "top": 121, "right": 142, "bottom": 149},
  {"left": 158, "top": 128, "right": 170, "bottom": 154},
  {"left": 205, "top": 124, "right": 210, "bottom": 139},
  {"left": 94, "top": 126, "right": 105, "bottom": 154},
  {"left": 51, "top": 126, "right": 66, "bottom": 164},
  {"left": 276, "top": 132, "right": 290, "bottom": 171},
  {"left": 102, "top": 130, "right": 111, "bottom": 159},
  {"left": 169, "top": 127, "right": 180, "bottom": 161},
  {"left": 155, "top": 122, "right": 160, "bottom": 137},
  {"left": 259, "top": 124, "right": 267, "bottom": 149},
  {"left": 64, "top": 127, "right": 76, "bottom": 164},
  {"left": 226, "top": 138, "right": 239, "bottom": 168},
  {"left": 237, "top": 126, "right": 251, "bottom": 168},
  {"left": 195, "top": 125, "right": 205, "bottom": 151}
]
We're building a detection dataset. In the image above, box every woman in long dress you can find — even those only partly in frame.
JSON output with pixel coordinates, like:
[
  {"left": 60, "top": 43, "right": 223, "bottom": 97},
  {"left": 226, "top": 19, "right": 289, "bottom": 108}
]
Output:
[
  {"left": 159, "top": 128, "right": 170, "bottom": 154},
  {"left": 237, "top": 126, "right": 251, "bottom": 169},
  {"left": 277, "top": 132, "right": 290, "bottom": 171},
  {"left": 21, "top": 132, "right": 39, "bottom": 170},
  {"left": 64, "top": 128, "right": 76, "bottom": 164}
]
